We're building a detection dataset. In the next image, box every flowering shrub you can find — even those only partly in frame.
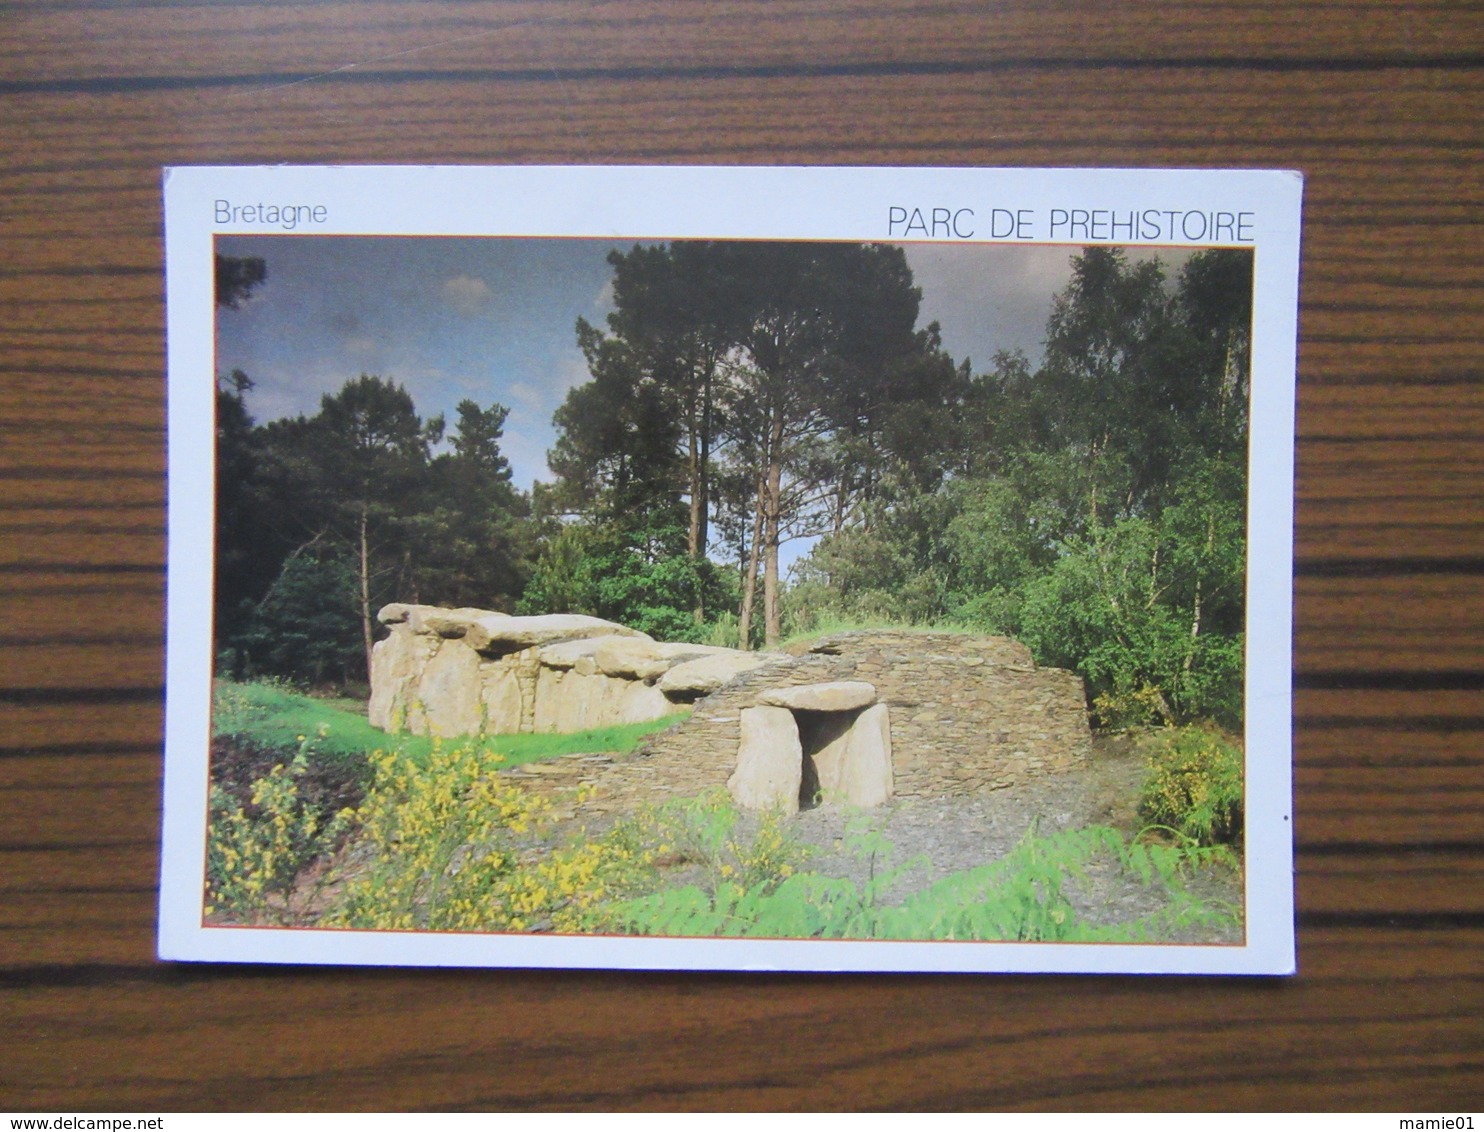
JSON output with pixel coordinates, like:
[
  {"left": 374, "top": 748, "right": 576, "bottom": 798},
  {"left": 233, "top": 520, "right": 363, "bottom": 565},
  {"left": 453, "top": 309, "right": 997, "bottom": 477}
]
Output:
[
  {"left": 205, "top": 738, "right": 350, "bottom": 923},
  {"left": 1137, "top": 724, "right": 1245, "bottom": 847},
  {"left": 325, "top": 742, "right": 550, "bottom": 931}
]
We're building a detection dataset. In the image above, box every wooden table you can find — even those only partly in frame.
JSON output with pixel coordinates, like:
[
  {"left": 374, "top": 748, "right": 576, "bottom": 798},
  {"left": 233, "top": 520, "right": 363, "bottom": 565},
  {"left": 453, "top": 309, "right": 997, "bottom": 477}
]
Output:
[{"left": 2, "top": 0, "right": 1480, "bottom": 1110}]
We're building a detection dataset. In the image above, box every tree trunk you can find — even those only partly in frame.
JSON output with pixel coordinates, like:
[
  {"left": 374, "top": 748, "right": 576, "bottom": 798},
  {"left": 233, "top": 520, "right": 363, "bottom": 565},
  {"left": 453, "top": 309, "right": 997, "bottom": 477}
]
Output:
[
  {"left": 686, "top": 423, "right": 701, "bottom": 557},
  {"left": 737, "top": 474, "right": 764, "bottom": 651},
  {"left": 686, "top": 405, "right": 704, "bottom": 624},
  {"left": 687, "top": 358, "right": 715, "bottom": 625},
  {"left": 763, "top": 407, "right": 784, "bottom": 649},
  {"left": 698, "top": 364, "right": 713, "bottom": 556},
  {"left": 1184, "top": 510, "right": 1216, "bottom": 675},
  {"left": 358, "top": 502, "right": 374, "bottom": 681}
]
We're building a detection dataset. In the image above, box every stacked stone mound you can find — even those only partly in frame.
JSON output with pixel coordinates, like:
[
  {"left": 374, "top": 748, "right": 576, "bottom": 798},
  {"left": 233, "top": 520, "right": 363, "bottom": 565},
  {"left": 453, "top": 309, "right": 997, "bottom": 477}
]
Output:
[
  {"left": 367, "top": 603, "right": 776, "bottom": 737},
  {"left": 628, "top": 630, "right": 1092, "bottom": 805}
]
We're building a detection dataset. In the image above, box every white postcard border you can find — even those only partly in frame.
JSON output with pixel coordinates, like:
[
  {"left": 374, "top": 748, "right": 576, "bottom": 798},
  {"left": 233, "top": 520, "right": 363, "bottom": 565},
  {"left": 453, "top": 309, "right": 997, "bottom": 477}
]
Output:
[{"left": 161, "top": 165, "right": 1301, "bottom": 975}]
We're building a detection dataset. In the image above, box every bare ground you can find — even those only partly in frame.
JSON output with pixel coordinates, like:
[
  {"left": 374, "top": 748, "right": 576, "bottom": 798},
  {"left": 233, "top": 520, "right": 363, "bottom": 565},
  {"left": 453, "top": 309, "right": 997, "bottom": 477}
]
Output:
[{"left": 724, "top": 733, "right": 1246, "bottom": 943}]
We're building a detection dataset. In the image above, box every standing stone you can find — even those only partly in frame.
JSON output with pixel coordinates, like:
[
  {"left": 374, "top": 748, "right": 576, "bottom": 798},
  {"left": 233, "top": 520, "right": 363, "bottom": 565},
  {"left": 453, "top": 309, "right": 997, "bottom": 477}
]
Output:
[
  {"left": 479, "top": 660, "right": 525, "bottom": 735},
  {"left": 803, "top": 713, "right": 856, "bottom": 804},
  {"left": 728, "top": 706, "right": 802, "bottom": 813},
  {"left": 616, "top": 680, "right": 673, "bottom": 725},
  {"left": 533, "top": 664, "right": 592, "bottom": 732},
  {"left": 840, "top": 702, "right": 893, "bottom": 807},
  {"left": 368, "top": 625, "right": 435, "bottom": 731},
  {"left": 417, "top": 638, "right": 484, "bottom": 738}
]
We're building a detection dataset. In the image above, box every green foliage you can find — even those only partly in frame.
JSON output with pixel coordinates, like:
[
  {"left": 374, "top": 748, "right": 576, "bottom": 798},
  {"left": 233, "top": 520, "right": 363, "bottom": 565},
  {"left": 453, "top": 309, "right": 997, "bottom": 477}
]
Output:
[
  {"left": 519, "top": 514, "right": 735, "bottom": 643},
  {"left": 782, "top": 247, "right": 1253, "bottom": 728},
  {"left": 206, "top": 737, "right": 351, "bottom": 923},
  {"left": 204, "top": 717, "right": 1237, "bottom": 943},
  {"left": 617, "top": 790, "right": 812, "bottom": 891},
  {"left": 212, "top": 678, "right": 377, "bottom": 788},
  {"left": 412, "top": 400, "right": 534, "bottom": 611},
  {"left": 206, "top": 678, "right": 690, "bottom": 929},
  {"left": 215, "top": 254, "right": 266, "bottom": 309},
  {"left": 1137, "top": 724, "right": 1245, "bottom": 847},
  {"left": 783, "top": 526, "right": 953, "bottom": 637},
  {"left": 603, "top": 822, "right": 1238, "bottom": 942},
  {"left": 310, "top": 785, "right": 815, "bottom": 935},
  {"left": 215, "top": 365, "right": 530, "bottom": 683},
  {"left": 233, "top": 553, "right": 363, "bottom": 685},
  {"left": 324, "top": 743, "right": 547, "bottom": 931},
  {"left": 218, "top": 243, "right": 1253, "bottom": 728}
]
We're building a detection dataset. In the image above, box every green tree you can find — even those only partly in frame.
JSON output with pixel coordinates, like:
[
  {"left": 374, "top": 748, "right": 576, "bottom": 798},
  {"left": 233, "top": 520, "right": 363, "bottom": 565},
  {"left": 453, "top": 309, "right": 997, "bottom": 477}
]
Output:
[
  {"left": 546, "top": 316, "right": 684, "bottom": 528},
  {"left": 236, "top": 552, "right": 363, "bottom": 685},
  {"left": 787, "top": 245, "right": 1253, "bottom": 726},
  {"left": 718, "top": 241, "right": 931, "bottom": 647},
  {"left": 518, "top": 512, "right": 731, "bottom": 642},
  {"left": 215, "top": 254, "right": 266, "bottom": 310},
  {"left": 961, "top": 248, "right": 1252, "bottom": 724},
  {"left": 412, "top": 400, "right": 533, "bottom": 610},
  {"left": 214, "top": 369, "right": 271, "bottom": 673},
  {"left": 311, "top": 376, "right": 443, "bottom": 676},
  {"left": 243, "top": 376, "right": 442, "bottom": 680},
  {"left": 603, "top": 242, "right": 741, "bottom": 563}
]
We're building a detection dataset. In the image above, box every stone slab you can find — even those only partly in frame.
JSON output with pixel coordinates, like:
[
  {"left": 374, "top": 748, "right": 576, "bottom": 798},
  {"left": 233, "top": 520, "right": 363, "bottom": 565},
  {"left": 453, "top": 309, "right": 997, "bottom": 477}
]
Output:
[
  {"left": 595, "top": 637, "right": 669, "bottom": 681},
  {"left": 658, "top": 651, "right": 778, "bottom": 697},
  {"left": 758, "top": 680, "right": 876, "bottom": 712},
  {"left": 537, "top": 634, "right": 638, "bottom": 670},
  {"left": 416, "top": 637, "right": 484, "bottom": 738},
  {"left": 465, "top": 613, "right": 652, "bottom": 653}
]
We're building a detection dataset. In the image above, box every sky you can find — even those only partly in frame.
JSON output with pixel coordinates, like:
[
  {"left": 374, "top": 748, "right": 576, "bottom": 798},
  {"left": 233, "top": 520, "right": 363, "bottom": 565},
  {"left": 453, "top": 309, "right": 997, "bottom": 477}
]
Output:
[{"left": 214, "top": 236, "right": 1180, "bottom": 492}]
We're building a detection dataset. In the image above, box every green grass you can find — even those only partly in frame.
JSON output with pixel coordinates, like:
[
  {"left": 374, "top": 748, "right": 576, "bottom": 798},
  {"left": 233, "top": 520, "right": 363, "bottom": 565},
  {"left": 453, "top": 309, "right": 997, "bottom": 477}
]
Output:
[
  {"left": 212, "top": 678, "right": 688, "bottom": 772},
  {"left": 778, "top": 617, "right": 978, "bottom": 652}
]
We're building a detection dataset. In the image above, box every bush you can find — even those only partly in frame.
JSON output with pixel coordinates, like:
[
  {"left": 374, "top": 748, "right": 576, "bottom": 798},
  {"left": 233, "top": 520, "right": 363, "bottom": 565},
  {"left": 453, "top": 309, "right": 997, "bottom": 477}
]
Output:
[
  {"left": 326, "top": 743, "right": 551, "bottom": 932},
  {"left": 1137, "top": 724, "right": 1244, "bottom": 847},
  {"left": 206, "top": 738, "right": 353, "bottom": 923}
]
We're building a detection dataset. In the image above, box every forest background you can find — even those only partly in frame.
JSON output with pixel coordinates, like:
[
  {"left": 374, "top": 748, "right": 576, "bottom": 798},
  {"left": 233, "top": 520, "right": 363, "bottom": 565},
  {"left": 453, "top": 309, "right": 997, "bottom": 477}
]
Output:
[{"left": 213, "top": 240, "right": 1253, "bottom": 730}]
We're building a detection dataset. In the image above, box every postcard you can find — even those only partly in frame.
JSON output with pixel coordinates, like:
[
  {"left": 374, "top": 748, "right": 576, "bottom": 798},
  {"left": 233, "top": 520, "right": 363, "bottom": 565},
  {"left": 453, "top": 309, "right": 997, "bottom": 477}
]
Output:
[{"left": 159, "top": 165, "right": 1301, "bottom": 974}]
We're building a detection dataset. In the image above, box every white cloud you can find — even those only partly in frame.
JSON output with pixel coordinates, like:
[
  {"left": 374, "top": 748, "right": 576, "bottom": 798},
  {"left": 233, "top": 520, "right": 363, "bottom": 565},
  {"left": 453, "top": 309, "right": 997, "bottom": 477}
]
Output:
[
  {"left": 441, "top": 274, "right": 494, "bottom": 316},
  {"left": 593, "top": 277, "right": 614, "bottom": 313},
  {"left": 505, "top": 381, "right": 548, "bottom": 414}
]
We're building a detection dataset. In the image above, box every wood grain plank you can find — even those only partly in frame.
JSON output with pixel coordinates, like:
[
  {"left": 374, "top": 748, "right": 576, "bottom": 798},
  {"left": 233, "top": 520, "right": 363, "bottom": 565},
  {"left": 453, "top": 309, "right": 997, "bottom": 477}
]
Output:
[
  {"left": 0, "top": 951, "right": 1478, "bottom": 1109},
  {"left": 0, "top": 0, "right": 1479, "bottom": 1111},
  {"left": 5, "top": 0, "right": 1484, "bottom": 90}
]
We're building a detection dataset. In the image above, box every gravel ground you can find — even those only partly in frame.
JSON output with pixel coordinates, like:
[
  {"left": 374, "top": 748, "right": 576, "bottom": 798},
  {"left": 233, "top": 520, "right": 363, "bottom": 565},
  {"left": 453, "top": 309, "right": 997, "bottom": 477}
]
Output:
[{"left": 728, "top": 736, "right": 1246, "bottom": 944}]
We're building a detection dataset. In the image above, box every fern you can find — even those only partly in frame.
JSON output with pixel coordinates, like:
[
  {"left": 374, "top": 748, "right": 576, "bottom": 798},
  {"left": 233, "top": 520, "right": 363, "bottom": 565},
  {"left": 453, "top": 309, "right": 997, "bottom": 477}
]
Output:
[{"left": 603, "top": 823, "right": 1240, "bottom": 943}]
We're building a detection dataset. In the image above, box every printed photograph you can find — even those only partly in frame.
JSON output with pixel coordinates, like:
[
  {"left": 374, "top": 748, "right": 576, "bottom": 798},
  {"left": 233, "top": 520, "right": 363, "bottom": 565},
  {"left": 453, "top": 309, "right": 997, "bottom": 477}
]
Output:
[{"left": 205, "top": 235, "right": 1252, "bottom": 945}]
